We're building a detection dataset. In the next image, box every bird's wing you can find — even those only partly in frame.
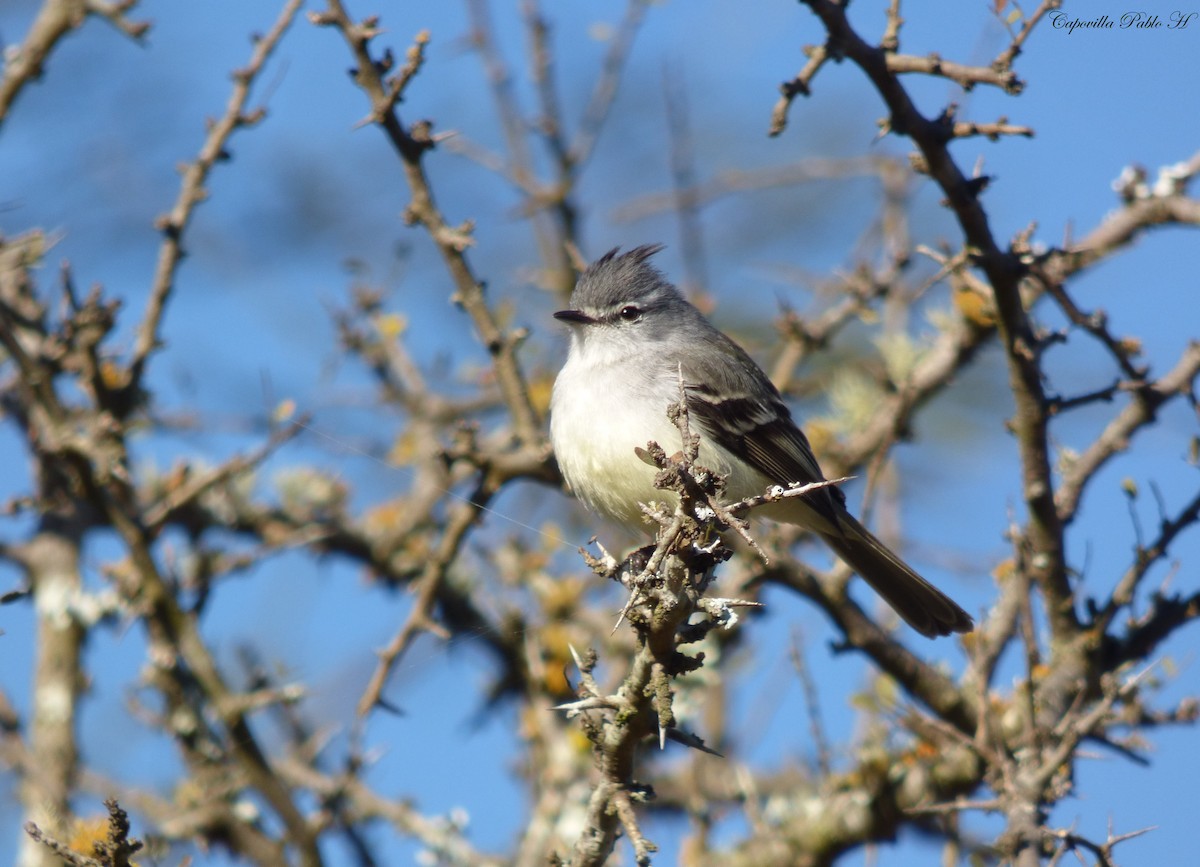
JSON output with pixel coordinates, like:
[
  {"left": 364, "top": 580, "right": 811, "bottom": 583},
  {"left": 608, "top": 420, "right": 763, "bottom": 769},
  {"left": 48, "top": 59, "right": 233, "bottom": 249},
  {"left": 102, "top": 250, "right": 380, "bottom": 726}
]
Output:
[{"left": 678, "top": 329, "right": 846, "bottom": 526}]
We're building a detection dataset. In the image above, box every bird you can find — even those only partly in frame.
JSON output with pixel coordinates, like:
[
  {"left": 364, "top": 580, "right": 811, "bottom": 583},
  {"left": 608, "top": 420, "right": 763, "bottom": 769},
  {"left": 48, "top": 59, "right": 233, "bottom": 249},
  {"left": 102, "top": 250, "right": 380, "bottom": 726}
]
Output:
[{"left": 549, "top": 244, "right": 973, "bottom": 638}]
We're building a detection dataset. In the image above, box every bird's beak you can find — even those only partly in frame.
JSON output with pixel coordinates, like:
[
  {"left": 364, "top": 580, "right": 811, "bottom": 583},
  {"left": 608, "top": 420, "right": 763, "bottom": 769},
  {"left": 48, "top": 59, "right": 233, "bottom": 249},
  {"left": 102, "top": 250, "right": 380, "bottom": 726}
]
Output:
[{"left": 553, "top": 309, "right": 594, "bottom": 325}]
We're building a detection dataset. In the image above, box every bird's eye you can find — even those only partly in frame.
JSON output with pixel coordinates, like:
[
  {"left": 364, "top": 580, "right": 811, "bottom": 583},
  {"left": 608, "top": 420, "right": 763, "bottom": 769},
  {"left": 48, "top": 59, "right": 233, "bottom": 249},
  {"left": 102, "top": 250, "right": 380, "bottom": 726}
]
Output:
[{"left": 619, "top": 305, "right": 642, "bottom": 322}]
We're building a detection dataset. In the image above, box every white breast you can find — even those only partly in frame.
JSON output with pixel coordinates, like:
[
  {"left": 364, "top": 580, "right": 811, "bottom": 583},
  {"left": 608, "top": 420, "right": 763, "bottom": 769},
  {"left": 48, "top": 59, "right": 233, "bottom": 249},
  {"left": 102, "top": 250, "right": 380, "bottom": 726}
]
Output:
[{"left": 550, "top": 335, "right": 769, "bottom": 529}]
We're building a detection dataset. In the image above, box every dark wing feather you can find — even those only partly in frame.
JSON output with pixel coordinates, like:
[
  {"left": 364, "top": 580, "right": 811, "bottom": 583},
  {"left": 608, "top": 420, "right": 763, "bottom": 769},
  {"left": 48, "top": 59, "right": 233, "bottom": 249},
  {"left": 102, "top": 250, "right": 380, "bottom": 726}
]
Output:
[
  {"left": 668, "top": 306, "right": 974, "bottom": 639},
  {"left": 677, "top": 325, "right": 845, "bottom": 525}
]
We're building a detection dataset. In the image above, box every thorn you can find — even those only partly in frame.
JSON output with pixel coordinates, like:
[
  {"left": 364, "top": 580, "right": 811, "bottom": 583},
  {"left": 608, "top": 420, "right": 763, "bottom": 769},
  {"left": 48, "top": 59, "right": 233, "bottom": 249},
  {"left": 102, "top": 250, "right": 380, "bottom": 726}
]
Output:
[
  {"left": 612, "top": 586, "right": 640, "bottom": 635},
  {"left": 664, "top": 727, "right": 724, "bottom": 757},
  {"left": 550, "top": 696, "right": 615, "bottom": 713},
  {"left": 374, "top": 696, "right": 406, "bottom": 716}
]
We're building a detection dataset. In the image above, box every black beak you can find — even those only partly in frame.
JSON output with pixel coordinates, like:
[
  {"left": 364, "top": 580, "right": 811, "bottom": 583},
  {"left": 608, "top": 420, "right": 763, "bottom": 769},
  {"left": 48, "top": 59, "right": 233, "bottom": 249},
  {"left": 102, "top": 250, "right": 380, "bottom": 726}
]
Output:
[{"left": 554, "top": 309, "right": 593, "bottom": 325}]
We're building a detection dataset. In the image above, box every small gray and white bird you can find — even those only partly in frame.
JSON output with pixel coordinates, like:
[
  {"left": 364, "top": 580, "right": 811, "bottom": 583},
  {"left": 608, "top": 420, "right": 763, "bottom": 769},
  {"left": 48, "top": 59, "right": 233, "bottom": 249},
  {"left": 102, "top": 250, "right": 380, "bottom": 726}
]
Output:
[{"left": 550, "top": 245, "right": 972, "bottom": 638}]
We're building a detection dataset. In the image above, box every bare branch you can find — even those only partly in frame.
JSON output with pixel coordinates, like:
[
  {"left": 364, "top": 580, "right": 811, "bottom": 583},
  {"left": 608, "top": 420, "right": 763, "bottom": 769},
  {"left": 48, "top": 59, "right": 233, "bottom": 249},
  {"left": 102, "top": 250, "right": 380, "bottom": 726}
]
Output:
[
  {"left": 1055, "top": 341, "right": 1200, "bottom": 523},
  {"left": 314, "top": 2, "right": 545, "bottom": 447},
  {"left": 0, "top": 0, "right": 149, "bottom": 129},
  {"left": 131, "top": 0, "right": 304, "bottom": 390}
]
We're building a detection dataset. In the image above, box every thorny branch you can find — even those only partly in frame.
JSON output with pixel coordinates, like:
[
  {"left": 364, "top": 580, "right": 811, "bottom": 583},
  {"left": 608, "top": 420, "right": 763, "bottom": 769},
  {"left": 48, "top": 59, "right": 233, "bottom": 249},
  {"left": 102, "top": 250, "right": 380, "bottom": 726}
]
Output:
[
  {"left": 0, "top": 0, "right": 149, "bottom": 129},
  {"left": 774, "top": 1, "right": 1200, "bottom": 863},
  {"left": 131, "top": 0, "right": 306, "bottom": 391},
  {"left": 312, "top": 0, "right": 547, "bottom": 450},
  {"left": 560, "top": 389, "right": 741, "bottom": 865}
]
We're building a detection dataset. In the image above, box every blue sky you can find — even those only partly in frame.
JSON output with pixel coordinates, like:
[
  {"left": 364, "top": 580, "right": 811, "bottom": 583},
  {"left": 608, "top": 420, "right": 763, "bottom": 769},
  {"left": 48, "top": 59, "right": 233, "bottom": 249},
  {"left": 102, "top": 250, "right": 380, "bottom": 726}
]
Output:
[{"left": 1, "top": 0, "right": 1198, "bottom": 864}]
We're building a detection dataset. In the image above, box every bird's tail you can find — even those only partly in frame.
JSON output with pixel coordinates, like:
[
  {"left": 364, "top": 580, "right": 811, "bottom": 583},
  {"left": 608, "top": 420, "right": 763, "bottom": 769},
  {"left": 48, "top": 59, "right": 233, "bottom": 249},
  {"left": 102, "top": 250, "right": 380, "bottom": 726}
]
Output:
[{"left": 820, "top": 513, "right": 973, "bottom": 638}]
